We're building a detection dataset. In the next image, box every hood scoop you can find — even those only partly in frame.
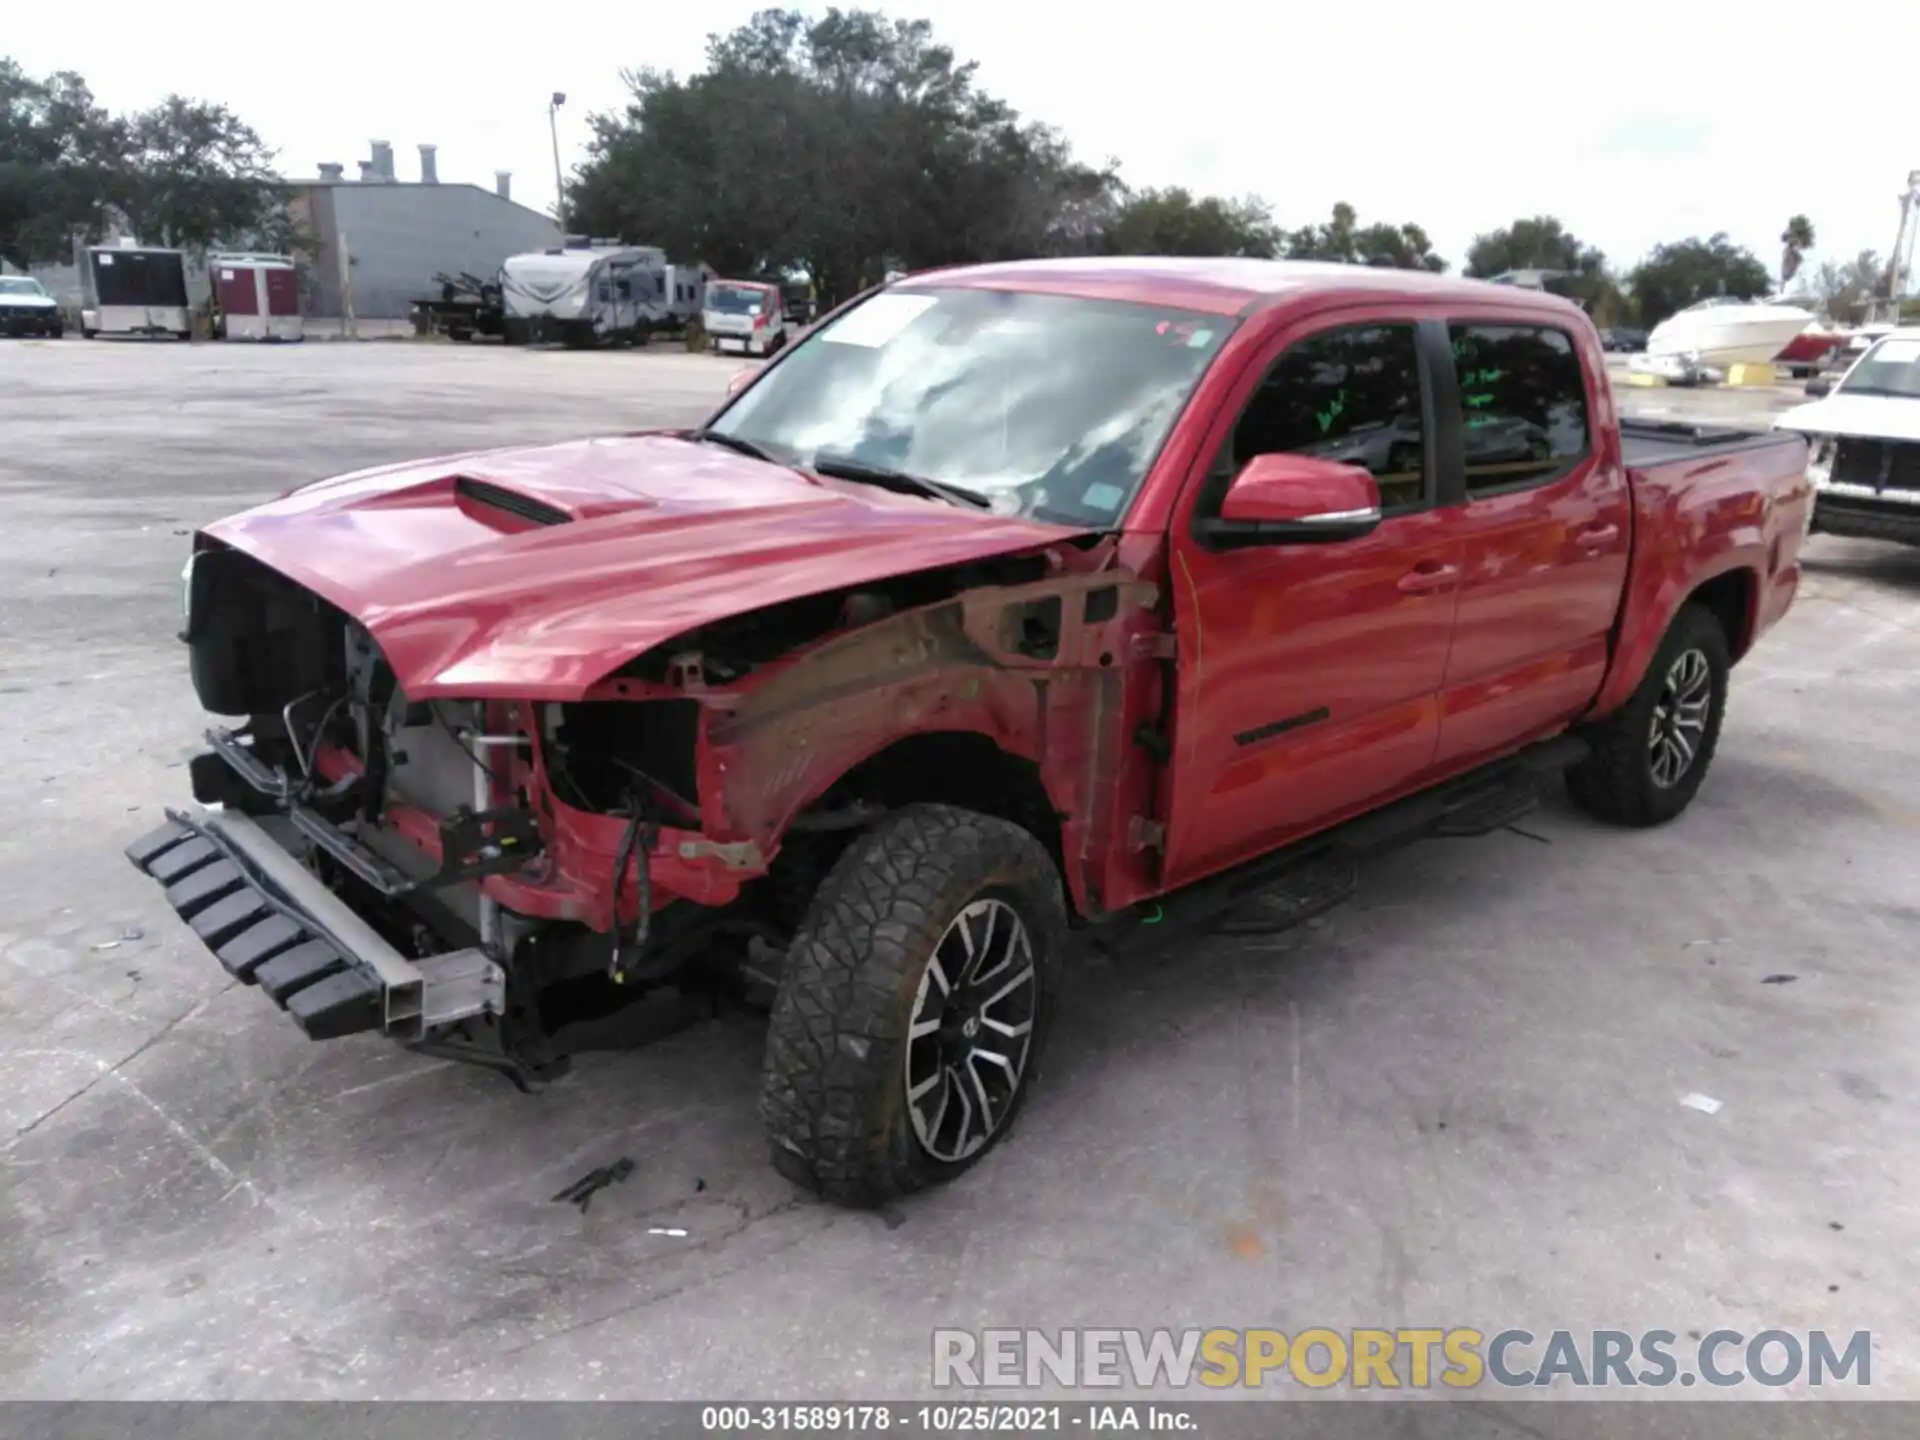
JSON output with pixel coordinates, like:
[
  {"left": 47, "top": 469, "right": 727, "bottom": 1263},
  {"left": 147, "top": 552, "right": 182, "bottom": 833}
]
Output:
[{"left": 454, "top": 476, "right": 572, "bottom": 528}]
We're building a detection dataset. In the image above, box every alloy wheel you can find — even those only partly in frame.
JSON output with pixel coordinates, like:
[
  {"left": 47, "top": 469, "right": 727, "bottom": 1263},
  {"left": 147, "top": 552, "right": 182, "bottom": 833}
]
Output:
[
  {"left": 904, "top": 897, "right": 1038, "bottom": 1163},
  {"left": 1648, "top": 647, "right": 1712, "bottom": 789}
]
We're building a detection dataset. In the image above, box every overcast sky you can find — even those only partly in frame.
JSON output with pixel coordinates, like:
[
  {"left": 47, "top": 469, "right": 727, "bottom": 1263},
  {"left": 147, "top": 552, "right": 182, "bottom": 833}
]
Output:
[{"left": 10, "top": 0, "right": 1917, "bottom": 280}]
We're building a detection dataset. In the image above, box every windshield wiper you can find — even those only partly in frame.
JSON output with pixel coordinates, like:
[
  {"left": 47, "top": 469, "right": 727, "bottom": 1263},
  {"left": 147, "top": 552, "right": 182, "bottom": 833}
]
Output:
[
  {"left": 688, "top": 429, "right": 779, "bottom": 464},
  {"left": 808, "top": 454, "right": 993, "bottom": 510}
]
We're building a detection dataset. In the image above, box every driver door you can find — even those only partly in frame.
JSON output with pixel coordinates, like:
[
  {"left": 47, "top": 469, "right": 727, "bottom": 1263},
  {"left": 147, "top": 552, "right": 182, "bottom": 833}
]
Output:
[{"left": 1158, "top": 314, "right": 1463, "bottom": 889}]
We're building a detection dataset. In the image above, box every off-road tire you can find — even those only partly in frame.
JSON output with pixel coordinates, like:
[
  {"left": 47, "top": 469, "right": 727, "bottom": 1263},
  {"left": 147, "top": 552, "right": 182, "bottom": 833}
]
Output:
[
  {"left": 760, "top": 804, "right": 1065, "bottom": 1207},
  {"left": 1566, "top": 603, "right": 1730, "bottom": 827}
]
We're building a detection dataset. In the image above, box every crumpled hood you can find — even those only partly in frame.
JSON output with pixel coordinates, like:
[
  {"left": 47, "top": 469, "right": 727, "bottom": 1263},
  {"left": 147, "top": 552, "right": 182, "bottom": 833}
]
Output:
[
  {"left": 1776, "top": 393, "right": 1920, "bottom": 444},
  {"left": 202, "top": 433, "right": 1084, "bottom": 700}
]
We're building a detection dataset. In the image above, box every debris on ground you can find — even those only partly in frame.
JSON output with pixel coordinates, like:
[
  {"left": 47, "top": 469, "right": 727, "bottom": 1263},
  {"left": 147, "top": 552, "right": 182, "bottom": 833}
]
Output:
[
  {"left": 1685, "top": 937, "right": 1733, "bottom": 948},
  {"left": 1680, "top": 1093, "right": 1724, "bottom": 1116},
  {"left": 551, "top": 1157, "right": 636, "bottom": 1213},
  {"left": 1762, "top": 973, "right": 1799, "bottom": 985},
  {"left": 647, "top": 1226, "right": 690, "bottom": 1237}
]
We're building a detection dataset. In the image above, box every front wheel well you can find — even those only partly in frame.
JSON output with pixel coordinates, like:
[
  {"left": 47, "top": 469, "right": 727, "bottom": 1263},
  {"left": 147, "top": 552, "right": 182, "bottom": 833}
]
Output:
[
  {"left": 1685, "top": 569, "right": 1756, "bottom": 661},
  {"left": 776, "top": 732, "right": 1069, "bottom": 918}
]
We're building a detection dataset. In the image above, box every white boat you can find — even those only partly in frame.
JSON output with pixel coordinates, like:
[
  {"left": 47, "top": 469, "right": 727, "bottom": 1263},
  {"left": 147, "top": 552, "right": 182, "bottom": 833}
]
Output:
[{"left": 1644, "top": 297, "right": 1814, "bottom": 368}]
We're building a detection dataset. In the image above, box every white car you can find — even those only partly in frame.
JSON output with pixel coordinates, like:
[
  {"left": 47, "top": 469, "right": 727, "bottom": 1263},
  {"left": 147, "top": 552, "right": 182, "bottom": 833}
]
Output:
[
  {"left": 1774, "top": 328, "right": 1920, "bottom": 548},
  {"left": 0, "top": 275, "right": 63, "bottom": 338}
]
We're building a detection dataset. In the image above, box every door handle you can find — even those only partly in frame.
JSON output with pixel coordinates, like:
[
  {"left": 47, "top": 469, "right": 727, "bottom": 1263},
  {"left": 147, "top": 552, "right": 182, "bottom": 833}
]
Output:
[
  {"left": 1577, "top": 523, "right": 1621, "bottom": 547},
  {"left": 1397, "top": 562, "right": 1458, "bottom": 594}
]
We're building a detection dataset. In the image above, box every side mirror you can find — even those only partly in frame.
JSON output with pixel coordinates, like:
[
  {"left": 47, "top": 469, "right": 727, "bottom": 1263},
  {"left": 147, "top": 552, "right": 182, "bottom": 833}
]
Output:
[
  {"left": 1198, "top": 453, "right": 1383, "bottom": 549},
  {"left": 725, "top": 367, "right": 756, "bottom": 396},
  {"left": 1804, "top": 375, "right": 1831, "bottom": 398}
]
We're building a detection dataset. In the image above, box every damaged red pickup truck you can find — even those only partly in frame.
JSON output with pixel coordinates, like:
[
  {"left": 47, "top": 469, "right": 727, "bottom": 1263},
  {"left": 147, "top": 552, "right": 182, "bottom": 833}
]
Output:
[{"left": 129, "top": 259, "right": 1810, "bottom": 1206}]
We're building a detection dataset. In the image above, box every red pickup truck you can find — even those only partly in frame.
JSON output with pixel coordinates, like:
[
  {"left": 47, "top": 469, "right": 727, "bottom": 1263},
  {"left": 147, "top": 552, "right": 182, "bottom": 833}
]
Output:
[{"left": 130, "top": 259, "right": 1810, "bottom": 1207}]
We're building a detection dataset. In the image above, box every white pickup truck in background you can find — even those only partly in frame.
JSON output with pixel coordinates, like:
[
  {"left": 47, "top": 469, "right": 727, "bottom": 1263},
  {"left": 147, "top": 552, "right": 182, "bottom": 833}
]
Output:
[{"left": 1776, "top": 329, "right": 1920, "bottom": 548}]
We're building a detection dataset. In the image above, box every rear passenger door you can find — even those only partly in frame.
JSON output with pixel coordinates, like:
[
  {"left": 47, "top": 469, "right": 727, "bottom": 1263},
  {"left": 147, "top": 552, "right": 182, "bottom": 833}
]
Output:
[{"left": 1430, "top": 321, "right": 1631, "bottom": 770}]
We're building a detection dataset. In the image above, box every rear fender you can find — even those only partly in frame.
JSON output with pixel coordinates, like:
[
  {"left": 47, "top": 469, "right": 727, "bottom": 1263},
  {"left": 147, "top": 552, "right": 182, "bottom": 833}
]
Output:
[{"left": 1591, "top": 555, "right": 1760, "bottom": 718}]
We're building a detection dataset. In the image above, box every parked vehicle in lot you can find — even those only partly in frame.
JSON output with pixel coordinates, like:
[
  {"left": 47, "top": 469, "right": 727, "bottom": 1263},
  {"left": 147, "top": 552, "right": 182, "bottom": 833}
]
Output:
[
  {"left": 77, "top": 242, "right": 191, "bottom": 340},
  {"left": 1645, "top": 297, "right": 1815, "bottom": 369},
  {"left": 132, "top": 259, "right": 1810, "bottom": 1208},
  {"left": 703, "top": 279, "right": 787, "bottom": 355},
  {"left": 1773, "top": 325, "right": 1849, "bottom": 379},
  {"left": 411, "top": 271, "right": 506, "bottom": 343},
  {"left": 1598, "top": 327, "right": 1647, "bottom": 353},
  {"left": 499, "top": 244, "right": 667, "bottom": 347},
  {"left": 209, "top": 253, "right": 303, "bottom": 343},
  {"left": 664, "top": 264, "right": 708, "bottom": 329},
  {"left": 1775, "top": 328, "right": 1920, "bottom": 546},
  {"left": 0, "top": 275, "right": 63, "bottom": 337},
  {"left": 781, "top": 278, "right": 817, "bottom": 325}
]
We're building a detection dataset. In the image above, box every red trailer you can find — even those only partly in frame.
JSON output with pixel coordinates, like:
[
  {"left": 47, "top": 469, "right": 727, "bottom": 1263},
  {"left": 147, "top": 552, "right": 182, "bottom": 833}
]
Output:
[{"left": 211, "top": 253, "right": 303, "bottom": 342}]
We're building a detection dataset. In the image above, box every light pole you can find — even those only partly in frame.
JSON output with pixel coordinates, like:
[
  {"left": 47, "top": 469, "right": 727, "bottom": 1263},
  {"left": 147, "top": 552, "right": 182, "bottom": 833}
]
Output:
[{"left": 548, "top": 91, "right": 568, "bottom": 238}]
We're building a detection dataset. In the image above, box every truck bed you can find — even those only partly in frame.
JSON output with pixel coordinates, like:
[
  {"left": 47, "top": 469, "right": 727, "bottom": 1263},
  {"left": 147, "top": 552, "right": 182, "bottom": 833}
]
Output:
[{"left": 1618, "top": 417, "right": 1796, "bottom": 470}]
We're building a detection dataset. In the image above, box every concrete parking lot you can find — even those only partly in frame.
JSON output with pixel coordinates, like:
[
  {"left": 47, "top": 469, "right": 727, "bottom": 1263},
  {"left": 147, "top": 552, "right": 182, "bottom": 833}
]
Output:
[{"left": 1, "top": 338, "right": 1917, "bottom": 1401}]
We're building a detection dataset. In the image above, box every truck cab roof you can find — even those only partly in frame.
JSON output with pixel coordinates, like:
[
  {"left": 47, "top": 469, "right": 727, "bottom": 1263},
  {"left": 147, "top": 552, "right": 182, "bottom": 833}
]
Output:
[{"left": 903, "top": 256, "right": 1591, "bottom": 322}]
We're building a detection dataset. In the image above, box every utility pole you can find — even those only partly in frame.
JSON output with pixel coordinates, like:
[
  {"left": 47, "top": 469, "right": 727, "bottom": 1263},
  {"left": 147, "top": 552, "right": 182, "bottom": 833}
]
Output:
[
  {"left": 1889, "top": 169, "right": 1920, "bottom": 321},
  {"left": 548, "top": 92, "right": 569, "bottom": 239},
  {"left": 338, "top": 232, "right": 356, "bottom": 339}
]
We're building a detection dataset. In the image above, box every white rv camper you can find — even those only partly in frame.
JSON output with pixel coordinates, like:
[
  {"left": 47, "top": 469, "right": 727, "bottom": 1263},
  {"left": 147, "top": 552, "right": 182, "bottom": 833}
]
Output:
[
  {"left": 498, "top": 244, "right": 668, "bottom": 347},
  {"left": 663, "top": 264, "right": 707, "bottom": 328}
]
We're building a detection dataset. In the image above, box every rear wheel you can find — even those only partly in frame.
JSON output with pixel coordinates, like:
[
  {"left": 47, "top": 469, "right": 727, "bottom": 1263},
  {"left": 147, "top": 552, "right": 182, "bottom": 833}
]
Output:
[
  {"left": 1566, "top": 604, "right": 1730, "bottom": 827},
  {"left": 760, "top": 804, "right": 1064, "bottom": 1207}
]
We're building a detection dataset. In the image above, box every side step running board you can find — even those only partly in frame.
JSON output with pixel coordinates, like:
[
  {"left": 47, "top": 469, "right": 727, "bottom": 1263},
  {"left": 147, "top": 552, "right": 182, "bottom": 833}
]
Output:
[{"left": 1090, "top": 732, "right": 1589, "bottom": 959}]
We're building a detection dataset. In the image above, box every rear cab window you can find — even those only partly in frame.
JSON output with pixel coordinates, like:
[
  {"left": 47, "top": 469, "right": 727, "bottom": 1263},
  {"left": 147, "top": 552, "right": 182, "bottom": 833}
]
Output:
[{"left": 1447, "top": 324, "right": 1591, "bottom": 496}]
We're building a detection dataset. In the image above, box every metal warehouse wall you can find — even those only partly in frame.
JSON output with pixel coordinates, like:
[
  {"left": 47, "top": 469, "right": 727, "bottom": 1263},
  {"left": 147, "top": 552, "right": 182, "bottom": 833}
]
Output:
[{"left": 304, "top": 183, "right": 562, "bottom": 319}]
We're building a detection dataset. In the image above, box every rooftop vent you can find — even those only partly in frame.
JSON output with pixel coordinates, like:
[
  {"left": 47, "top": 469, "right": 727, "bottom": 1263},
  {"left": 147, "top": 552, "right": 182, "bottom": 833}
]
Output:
[{"left": 418, "top": 144, "right": 438, "bottom": 184}]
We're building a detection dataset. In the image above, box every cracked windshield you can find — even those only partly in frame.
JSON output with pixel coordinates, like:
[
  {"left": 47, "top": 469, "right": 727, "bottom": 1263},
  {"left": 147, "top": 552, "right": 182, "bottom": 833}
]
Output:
[{"left": 707, "top": 286, "right": 1235, "bottom": 527}]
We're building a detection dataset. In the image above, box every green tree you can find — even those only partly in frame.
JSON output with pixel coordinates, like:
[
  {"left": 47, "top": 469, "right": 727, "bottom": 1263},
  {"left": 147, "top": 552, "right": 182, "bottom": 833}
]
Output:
[
  {"left": 569, "top": 8, "right": 1118, "bottom": 304},
  {"left": 1808, "top": 249, "right": 1889, "bottom": 326},
  {"left": 1101, "top": 186, "right": 1278, "bottom": 257},
  {"left": 1283, "top": 201, "right": 1359, "bottom": 262},
  {"left": 2, "top": 63, "right": 289, "bottom": 266},
  {"left": 1780, "top": 214, "right": 1815, "bottom": 288},
  {"left": 1283, "top": 203, "right": 1445, "bottom": 271},
  {"left": 1627, "top": 234, "right": 1773, "bottom": 328},
  {"left": 1354, "top": 220, "right": 1446, "bottom": 272},
  {"left": 0, "top": 61, "right": 124, "bottom": 267},
  {"left": 114, "top": 95, "right": 285, "bottom": 250},
  {"left": 1465, "top": 215, "right": 1625, "bottom": 322}
]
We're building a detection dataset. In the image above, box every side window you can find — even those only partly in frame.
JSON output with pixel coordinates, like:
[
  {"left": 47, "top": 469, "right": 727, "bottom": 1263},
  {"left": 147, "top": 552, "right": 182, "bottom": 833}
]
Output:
[
  {"left": 1449, "top": 324, "right": 1590, "bottom": 496},
  {"left": 1210, "top": 324, "right": 1427, "bottom": 516}
]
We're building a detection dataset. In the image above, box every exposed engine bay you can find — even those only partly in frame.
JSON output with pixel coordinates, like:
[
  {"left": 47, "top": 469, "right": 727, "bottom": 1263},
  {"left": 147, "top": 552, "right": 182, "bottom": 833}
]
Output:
[{"left": 164, "top": 531, "right": 1150, "bottom": 1088}]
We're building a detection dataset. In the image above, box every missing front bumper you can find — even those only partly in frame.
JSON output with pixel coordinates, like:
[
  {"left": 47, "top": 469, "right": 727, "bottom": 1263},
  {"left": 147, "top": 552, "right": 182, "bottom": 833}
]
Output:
[{"left": 125, "top": 809, "right": 503, "bottom": 1042}]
